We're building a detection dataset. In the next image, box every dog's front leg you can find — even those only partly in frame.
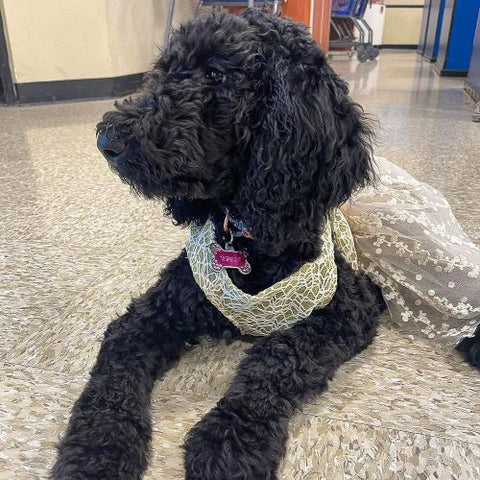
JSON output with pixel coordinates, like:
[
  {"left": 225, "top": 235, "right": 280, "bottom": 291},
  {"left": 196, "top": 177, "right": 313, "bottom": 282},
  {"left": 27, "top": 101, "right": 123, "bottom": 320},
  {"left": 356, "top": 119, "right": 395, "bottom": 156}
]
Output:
[
  {"left": 184, "top": 317, "right": 378, "bottom": 480},
  {"left": 184, "top": 266, "right": 383, "bottom": 480},
  {"left": 51, "top": 253, "right": 233, "bottom": 480}
]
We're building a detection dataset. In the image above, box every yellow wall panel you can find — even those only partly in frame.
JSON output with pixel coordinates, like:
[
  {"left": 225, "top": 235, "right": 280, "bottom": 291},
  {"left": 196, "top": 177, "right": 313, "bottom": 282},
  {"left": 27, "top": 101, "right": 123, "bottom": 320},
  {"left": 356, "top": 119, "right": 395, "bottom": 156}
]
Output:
[{"left": 383, "top": 7, "right": 424, "bottom": 45}]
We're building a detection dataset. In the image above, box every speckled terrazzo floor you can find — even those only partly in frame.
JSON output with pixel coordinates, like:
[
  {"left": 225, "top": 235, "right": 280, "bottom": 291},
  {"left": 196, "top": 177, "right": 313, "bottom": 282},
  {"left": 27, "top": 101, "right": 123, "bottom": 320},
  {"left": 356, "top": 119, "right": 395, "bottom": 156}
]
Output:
[{"left": 1, "top": 51, "right": 479, "bottom": 479}]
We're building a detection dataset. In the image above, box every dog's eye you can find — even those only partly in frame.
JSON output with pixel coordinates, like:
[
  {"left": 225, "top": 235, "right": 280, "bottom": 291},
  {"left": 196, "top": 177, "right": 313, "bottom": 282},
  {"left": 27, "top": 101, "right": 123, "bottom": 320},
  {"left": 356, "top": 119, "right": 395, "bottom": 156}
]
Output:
[{"left": 205, "top": 68, "right": 225, "bottom": 84}]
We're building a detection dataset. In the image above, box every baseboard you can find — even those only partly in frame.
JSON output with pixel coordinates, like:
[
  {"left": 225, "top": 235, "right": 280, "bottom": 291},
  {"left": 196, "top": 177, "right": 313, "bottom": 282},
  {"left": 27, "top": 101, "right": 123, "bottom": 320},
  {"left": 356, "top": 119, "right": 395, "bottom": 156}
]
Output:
[
  {"left": 379, "top": 45, "right": 418, "bottom": 50},
  {"left": 432, "top": 64, "right": 467, "bottom": 77},
  {"left": 440, "top": 70, "right": 467, "bottom": 77},
  {"left": 386, "top": 4, "right": 424, "bottom": 7},
  {"left": 464, "top": 79, "right": 480, "bottom": 102},
  {"left": 422, "top": 54, "right": 436, "bottom": 63},
  {"left": 15, "top": 72, "right": 145, "bottom": 104}
]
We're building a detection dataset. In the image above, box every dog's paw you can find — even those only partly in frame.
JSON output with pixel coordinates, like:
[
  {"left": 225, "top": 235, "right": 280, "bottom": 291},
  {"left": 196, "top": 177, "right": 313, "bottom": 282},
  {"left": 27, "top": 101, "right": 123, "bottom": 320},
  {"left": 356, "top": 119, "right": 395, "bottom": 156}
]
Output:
[
  {"left": 50, "top": 406, "right": 150, "bottom": 480},
  {"left": 457, "top": 328, "right": 480, "bottom": 370},
  {"left": 51, "top": 441, "right": 146, "bottom": 480},
  {"left": 184, "top": 406, "right": 280, "bottom": 480}
]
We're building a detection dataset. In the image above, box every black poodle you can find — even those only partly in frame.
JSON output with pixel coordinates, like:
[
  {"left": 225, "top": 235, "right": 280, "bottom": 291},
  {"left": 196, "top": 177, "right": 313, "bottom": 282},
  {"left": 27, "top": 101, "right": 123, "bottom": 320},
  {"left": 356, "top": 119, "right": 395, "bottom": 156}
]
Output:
[{"left": 50, "top": 8, "right": 477, "bottom": 480}]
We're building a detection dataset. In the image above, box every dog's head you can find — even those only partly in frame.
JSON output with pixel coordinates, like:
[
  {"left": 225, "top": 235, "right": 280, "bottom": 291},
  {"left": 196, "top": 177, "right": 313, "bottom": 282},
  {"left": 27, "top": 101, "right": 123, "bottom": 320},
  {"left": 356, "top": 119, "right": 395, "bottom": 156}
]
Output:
[{"left": 97, "top": 9, "right": 374, "bottom": 256}]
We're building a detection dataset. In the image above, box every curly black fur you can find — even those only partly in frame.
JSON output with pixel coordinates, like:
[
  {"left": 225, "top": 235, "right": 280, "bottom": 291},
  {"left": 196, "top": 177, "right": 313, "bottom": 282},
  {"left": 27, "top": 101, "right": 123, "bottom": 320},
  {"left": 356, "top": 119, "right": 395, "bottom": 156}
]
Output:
[{"left": 51, "top": 8, "right": 478, "bottom": 480}]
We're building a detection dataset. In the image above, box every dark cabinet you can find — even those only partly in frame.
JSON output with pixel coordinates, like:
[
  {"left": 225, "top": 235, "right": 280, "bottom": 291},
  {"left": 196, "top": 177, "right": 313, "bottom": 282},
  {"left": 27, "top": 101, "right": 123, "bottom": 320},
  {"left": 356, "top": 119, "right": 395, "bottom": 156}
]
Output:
[
  {"left": 465, "top": 13, "right": 480, "bottom": 102},
  {"left": 418, "top": 0, "right": 432, "bottom": 54},
  {"left": 417, "top": 0, "right": 446, "bottom": 62},
  {"left": 422, "top": 0, "right": 445, "bottom": 62}
]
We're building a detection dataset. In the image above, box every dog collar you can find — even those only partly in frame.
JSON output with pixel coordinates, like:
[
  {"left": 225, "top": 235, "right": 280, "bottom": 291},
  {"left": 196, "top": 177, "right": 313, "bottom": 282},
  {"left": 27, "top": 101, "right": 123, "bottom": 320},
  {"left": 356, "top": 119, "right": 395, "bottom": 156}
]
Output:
[
  {"left": 185, "top": 209, "right": 358, "bottom": 336},
  {"left": 219, "top": 205, "right": 253, "bottom": 239}
]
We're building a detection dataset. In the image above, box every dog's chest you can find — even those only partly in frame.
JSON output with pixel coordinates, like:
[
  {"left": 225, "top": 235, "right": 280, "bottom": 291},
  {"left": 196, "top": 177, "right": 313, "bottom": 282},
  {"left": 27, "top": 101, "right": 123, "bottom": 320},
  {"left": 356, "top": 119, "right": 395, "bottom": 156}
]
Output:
[{"left": 227, "top": 253, "right": 303, "bottom": 295}]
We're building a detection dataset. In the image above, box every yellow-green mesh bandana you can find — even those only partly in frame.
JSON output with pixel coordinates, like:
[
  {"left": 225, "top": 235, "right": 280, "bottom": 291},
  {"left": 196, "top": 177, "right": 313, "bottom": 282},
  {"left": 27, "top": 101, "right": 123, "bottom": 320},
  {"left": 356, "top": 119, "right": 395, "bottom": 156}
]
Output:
[{"left": 185, "top": 209, "right": 358, "bottom": 336}]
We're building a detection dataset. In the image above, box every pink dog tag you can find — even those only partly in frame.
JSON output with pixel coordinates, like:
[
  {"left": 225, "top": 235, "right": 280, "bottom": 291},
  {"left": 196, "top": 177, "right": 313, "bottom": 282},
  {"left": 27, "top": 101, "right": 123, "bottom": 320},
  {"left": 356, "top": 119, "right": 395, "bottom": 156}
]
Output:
[{"left": 210, "top": 243, "right": 252, "bottom": 275}]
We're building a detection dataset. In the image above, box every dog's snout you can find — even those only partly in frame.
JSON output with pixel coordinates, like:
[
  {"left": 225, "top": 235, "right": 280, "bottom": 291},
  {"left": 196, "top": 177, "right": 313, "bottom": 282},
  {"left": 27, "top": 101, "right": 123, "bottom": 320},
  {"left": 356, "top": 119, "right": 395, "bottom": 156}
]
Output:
[{"left": 97, "top": 131, "right": 126, "bottom": 162}]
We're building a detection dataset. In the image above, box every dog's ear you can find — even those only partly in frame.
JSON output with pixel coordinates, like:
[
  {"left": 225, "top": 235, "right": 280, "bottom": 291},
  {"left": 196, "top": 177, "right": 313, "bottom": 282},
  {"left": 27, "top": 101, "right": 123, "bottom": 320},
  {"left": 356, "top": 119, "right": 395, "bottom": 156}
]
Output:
[{"left": 233, "top": 12, "right": 374, "bottom": 257}]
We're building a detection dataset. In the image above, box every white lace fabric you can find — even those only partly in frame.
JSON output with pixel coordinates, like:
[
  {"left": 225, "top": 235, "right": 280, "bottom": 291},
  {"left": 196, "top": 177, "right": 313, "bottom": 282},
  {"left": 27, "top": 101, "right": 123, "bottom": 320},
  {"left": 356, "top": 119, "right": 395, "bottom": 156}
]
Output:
[
  {"left": 185, "top": 157, "right": 480, "bottom": 347},
  {"left": 185, "top": 210, "right": 357, "bottom": 336},
  {"left": 341, "top": 157, "right": 480, "bottom": 347}
]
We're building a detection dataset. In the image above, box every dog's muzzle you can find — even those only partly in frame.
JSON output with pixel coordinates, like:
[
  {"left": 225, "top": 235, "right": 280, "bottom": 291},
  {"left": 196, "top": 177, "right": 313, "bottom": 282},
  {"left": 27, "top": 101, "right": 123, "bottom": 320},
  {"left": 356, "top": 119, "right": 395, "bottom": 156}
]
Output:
[{"left": 97, "top": 130, "right": 126, "bottom": 163}]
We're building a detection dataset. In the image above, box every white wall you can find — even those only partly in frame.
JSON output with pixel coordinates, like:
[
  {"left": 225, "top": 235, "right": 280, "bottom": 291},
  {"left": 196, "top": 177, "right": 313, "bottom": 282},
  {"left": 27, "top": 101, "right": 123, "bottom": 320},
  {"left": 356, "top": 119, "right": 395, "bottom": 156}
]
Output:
[{"left": 1, "top": 0, "right": 198, "bottom": 84}]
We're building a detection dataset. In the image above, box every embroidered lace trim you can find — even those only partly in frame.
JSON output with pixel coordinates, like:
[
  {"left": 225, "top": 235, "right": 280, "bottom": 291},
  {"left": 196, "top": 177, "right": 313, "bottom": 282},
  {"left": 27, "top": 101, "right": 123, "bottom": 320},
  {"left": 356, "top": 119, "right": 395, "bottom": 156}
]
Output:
[{"left": 185, "top": 210, "right": 357, "bottom": 336}]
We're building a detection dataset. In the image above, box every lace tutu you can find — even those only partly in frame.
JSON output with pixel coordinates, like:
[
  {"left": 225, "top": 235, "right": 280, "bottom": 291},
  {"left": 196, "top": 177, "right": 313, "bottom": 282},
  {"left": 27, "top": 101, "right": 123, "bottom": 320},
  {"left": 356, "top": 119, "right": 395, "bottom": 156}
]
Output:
[{"left": 341, "top": 157, "right": 480, "bottom": 348}]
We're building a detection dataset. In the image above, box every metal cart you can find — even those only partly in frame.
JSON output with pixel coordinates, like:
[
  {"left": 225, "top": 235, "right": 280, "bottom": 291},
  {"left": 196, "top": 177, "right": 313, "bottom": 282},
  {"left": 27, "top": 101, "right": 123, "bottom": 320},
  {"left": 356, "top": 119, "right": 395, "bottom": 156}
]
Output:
[{"left": 330, "top": 0, "right": 379, "bottom": 62}]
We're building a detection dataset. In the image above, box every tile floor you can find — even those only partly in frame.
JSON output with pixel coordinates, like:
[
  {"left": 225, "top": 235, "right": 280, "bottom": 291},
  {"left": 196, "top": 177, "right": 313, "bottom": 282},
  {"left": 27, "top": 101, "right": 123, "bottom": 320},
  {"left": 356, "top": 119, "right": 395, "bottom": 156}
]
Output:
[{"left": 1, "top": 51, "right": 479, "bottom": 479}]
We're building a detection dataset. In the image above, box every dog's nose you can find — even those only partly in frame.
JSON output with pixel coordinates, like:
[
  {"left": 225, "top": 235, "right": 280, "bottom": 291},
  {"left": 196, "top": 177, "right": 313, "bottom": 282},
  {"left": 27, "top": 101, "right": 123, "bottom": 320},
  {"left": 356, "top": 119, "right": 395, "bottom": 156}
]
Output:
[{"left": 97, "top": 131, "right": 125, "bottom": 162}]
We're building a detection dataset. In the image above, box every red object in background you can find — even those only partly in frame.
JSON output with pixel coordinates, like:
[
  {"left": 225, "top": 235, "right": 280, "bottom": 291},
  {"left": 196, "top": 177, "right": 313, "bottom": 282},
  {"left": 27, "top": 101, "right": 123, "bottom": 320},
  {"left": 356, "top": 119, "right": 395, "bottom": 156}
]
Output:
[
  {"left": 312, "top": 0, "right": 332, "bottom": 52},
  {"left": 225, "top": 1, "right": 331, "bottom": 52}
]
